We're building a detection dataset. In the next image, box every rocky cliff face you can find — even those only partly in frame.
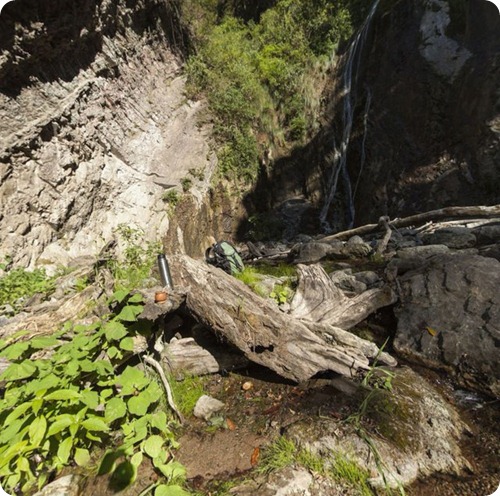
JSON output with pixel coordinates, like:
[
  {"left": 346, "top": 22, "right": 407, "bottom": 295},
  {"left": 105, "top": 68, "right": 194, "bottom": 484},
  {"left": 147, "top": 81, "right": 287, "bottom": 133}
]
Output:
[
  {"left": 0, "top": 0, "right": 225, "bottom": 269},
  {"left": 311, "top": 0, "right": 500, "bottom": 230}
]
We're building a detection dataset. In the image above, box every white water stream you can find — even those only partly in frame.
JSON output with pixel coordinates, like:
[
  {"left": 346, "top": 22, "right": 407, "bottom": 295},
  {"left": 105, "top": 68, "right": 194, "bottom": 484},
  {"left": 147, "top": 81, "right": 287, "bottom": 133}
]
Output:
[{"left": 320, "top": 0, "right": 380, "bottom": 232}]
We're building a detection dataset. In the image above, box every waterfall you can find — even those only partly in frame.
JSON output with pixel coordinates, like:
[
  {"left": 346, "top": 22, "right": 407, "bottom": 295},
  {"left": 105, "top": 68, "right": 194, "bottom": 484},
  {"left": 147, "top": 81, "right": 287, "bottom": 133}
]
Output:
[{"left": 319, "top": 0, "right": 379, "bottom": 232}]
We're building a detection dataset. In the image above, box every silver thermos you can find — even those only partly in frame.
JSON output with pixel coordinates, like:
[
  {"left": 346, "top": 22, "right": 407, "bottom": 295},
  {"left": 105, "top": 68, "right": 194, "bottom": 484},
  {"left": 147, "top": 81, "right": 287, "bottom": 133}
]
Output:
[{"left": 157, "top": 253, "right": 174, "bottom": 290}]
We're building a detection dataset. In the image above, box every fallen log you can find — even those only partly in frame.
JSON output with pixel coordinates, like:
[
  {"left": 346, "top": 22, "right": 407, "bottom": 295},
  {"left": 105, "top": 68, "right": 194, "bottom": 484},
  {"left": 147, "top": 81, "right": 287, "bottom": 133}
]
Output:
[
  {"left": 290, "top": 264, "right": 397, "bottom": 330},
  {"left": 322, "top": 204, "right": 500, "bottom": 241},
  {"left": 170, "top": 255, "right": 396, "bottom": 384}
]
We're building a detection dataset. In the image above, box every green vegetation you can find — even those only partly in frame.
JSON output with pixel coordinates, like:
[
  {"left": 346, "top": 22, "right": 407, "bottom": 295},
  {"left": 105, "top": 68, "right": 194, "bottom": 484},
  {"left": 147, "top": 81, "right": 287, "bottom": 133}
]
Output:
[
  {"left": 0, "top": 264, "right": 56, "bottom": 315},
  {"left": 170, "top": 374, "right": 206, "bottom": 417},
  {"left": 0, "top": 290, "right": 189, "bottom": 495},
  {"left": 258, "top": 436, "right": 373, "bottom": 495},
  {"left": 109, "top": 224, "right": 161, "bottom": 292},
  {"left": 234, "top": 266, "right": 268, "bottom": 297},
  {"left": 183, "top": 0, "right": 363, "bottom": 183},
  {"left": 162, "top": 189, "right": 181, "bottom": 206}
]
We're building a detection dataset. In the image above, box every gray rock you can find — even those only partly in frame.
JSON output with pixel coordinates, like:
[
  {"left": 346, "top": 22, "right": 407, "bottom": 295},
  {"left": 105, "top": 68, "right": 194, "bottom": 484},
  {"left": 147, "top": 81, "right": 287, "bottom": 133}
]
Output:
[
  {"left": 193, "top": 395, "right": 225, "bottom": 421},
  {"left": 396, "top": 244, "right": 449, "bottom": 259},
  {"left": 394, "top": 253, "right": 500, "bottom": 396},
  {"left": 420, "top": 227, "right": 476, "bottom": 249},
  {"left": 288, "top": 367, "right": 471, "bottom": 489},
  {"left": 330, "top": 270, "right": 367, "bottom": 294},
  {"left": 32, "top": 475, "right": 81, "bottom": 496},
  {"left": 479, "top": 243, "right": 500, "bottom": 262},
  {"left": 472, "top": 224, "right": 500, "bottom": 245},
  {"left": 353, "top": 270, "right": 380, "bottom": 287}
]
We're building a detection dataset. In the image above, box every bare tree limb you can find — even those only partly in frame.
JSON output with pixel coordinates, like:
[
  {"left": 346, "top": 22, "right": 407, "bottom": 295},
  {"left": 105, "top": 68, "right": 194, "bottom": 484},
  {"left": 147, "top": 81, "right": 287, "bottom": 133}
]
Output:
[{"left": 322, "top": 204, "right": 500, "bottom": 241}]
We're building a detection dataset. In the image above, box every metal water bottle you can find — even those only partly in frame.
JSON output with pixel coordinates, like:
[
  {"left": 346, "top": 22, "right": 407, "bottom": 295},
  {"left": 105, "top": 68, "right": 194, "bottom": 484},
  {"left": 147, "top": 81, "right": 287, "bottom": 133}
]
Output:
[{"left": 157, "top": 253, "right": 174, "bottom": 290}]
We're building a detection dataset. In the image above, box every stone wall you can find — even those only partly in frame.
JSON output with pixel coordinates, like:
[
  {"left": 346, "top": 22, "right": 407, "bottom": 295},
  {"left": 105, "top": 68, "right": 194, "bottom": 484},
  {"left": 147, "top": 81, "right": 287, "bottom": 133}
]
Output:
[{"left": 0, "top": 0, "right": 222, "bottom": 269}]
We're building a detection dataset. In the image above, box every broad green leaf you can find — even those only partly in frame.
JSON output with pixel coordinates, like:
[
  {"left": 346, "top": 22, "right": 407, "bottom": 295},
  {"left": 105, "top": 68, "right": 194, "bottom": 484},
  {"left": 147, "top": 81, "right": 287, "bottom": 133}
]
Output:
[
  {"left": 100, "top": 388, "right": 114, "bottom": 399},
  {"left": 25, "top": 373, "right": 60, "bottom": 395},
  {"left": 142, "top": 435, "right": 164, "bottom": 459},
  {"left": 65, "top": 360, "right": 80, "bottom": 377},
  {"left": 155, "top": 484, "right": 190, "bottom": 496},
  {"left": 156, "top": 461, "right": 186, "bottom": 481},
  {"left": 0, "top": 418, "right": 25, "bottom": 444},
  {"left": 107, "top": 346, "right": 121, "bottom": 359},
  {"left": 104, "top": 321, "right": 128, "bottom": 341},
  {"left": 128, "top": 395, "right": 148, "bottom": 416},
  {"left": 31, "top": 398, "right": 44, "bottom": 415},
  {"left": 75, "top": 448, "right": 91, "bottom": 467},
  {"left": 128, "top": 293, "right": 144, "bottom": 303},
  {"left": 81, "top": 416, "right": 109, "bottom": 432},
  {"left": 141, "top": 381, "right": 162, "bottom": 404},
  {"left": 57, "top": 436, "right": 73, "bottom": 464},
  {"left": 0, "top": 341, "right": 30, "bottom": 360},
  {"left": 130, "top": 451, "right": 143, "bottom": 468},
  {"left": 47, "top": 416, "right": 74, "bottom": 437},
  {"left": 111, "top": 289, "right": 129, "bottom": 304},
  {"left": 86, "top": 431, "right": 102, "bottom": 442},
  {"left": 17, "top": 456, "right": 31, "bottom": 473},
  {"left": 44, "top": 389, "right": 81, "bottom": 401},
  {"left": 1, "top": 361, "right": 37, "bottom": 381},
  {"left": 29, "top": 336, "right": 60, "bottom": 349},
  {"left": 5, "top": 401, "right": 32, "bottom": 424},
  {"left": 119, "top": 337, "right": 135, "bottom": 351},
  {"left": 117, "top": 366, "right": 149, "bottom": 395},
  {"left": 105, "top": 397, "right": 127, "bottom": 423},
  {"left": 29, "top": 416, "right": 47, "bottom": 447},
  {"left": 0, "top": 338, "right": 7, "bottom": 350},
  {"left": 149, "top": 411, "right": 168, "bottom": 432},
  {"left": 94, "top": 360, "right": 114, "bottom": 376},
  {"left": 115, "top": 304, "right": 143, "bottom": 322},
  {"left": 153, "top": 451, "right": 168, "bottom": 467},
  {"left": 81, "top": 390, "right": 99, "bottom": 409},
  {"left": 80, "top": 359, "right": 96, "bottom": 372}
]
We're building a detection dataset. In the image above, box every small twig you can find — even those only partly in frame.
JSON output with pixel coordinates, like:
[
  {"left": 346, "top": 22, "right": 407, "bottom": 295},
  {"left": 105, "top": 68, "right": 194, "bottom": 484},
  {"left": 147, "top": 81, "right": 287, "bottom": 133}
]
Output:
[{"left": 143, "top": 355, "right": 184, "bottom": 424}]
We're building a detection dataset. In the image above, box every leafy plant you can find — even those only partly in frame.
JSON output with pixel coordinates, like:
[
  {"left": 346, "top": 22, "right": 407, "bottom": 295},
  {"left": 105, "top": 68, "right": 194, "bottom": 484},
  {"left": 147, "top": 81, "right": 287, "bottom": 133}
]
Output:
[
  {"left": 234, "top": 267, "right": 267, "bottom": 297},
  {"left": 0, "top": 290, "right": 185, "bottom": 494},
  {"left": 109, "top": 224, "right": 161, "bottom": 292},
  {"left": 0, "top": 266, "right": 56, "bottom": 314},
  {"left": 162, "top": 189, "right": 180, "bottom": 206},
  {"left": 181, "top": 177, "right": 193, "bottom": 192},
  {"left": 269, "top": 283, "right": 292, "bottom": 306}
]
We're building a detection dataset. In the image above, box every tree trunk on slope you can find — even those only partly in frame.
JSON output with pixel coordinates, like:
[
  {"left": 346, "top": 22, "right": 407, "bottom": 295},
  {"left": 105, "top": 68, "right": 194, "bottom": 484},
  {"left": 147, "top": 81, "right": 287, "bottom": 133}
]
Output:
[{"left": 170, "top": 255, "right": 396, "bottom": 384}]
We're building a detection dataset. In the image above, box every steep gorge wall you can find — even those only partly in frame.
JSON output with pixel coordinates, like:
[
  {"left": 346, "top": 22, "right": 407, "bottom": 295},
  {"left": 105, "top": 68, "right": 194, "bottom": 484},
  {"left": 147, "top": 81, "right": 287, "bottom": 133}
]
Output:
[
  {"left": 0, "top": 0, "right": 227, "bottom": 269},
  {"left": 294, "top": 0, "right": 500, "bottom": 231}
]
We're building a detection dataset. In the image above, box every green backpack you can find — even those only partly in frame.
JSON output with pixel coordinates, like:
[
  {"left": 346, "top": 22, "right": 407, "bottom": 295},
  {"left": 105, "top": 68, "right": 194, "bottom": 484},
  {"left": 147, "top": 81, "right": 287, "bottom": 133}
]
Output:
[{"left": 205, "top": 241, "right": 244, "bottom": 275}]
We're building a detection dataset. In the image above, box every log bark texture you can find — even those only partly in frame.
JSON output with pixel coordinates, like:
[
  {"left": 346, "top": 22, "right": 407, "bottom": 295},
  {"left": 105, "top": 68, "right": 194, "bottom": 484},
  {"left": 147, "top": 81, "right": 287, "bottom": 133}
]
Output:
[
  {"left": 170, "top": 255, "right": 396, "bottom": 383},
  {"left": 161, "top": 337, "right": 249, "bottom": 377},
  {"left": 290, "top": 264, "right": 398, "bottom": 330}
]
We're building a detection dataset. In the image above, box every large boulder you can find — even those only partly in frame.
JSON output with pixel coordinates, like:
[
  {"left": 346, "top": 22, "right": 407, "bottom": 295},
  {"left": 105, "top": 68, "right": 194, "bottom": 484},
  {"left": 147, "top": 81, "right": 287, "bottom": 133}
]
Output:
[{"left": 393, "top": 253, "right": 500, "bottom": 396}]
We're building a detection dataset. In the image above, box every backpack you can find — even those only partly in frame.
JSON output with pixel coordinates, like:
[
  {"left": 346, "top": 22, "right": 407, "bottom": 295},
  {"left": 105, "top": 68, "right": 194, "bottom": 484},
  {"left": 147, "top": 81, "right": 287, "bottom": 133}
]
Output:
[{"left": 205, "top": 241, "right": 244, "bottom": 275}]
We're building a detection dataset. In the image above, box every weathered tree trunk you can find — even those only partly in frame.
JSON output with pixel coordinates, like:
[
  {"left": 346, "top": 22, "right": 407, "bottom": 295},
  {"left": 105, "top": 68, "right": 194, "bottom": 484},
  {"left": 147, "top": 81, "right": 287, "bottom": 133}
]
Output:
[
  {"left": 290, "top": 264, "right": 397, "bottom": 330},
  {"left": 170, "top": 255, "right": 396, "bottom": 383}
]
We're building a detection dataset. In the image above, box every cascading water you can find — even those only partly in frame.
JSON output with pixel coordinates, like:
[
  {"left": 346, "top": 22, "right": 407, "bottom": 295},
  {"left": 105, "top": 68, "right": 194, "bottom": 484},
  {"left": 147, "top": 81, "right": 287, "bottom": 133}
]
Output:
[{"left": 319, "top": 0, "right": 380, "bottom": 232}]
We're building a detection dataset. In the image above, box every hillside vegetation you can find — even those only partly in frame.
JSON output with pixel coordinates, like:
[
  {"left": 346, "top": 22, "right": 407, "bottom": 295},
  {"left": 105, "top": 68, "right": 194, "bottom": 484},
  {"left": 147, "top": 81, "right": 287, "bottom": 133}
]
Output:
[{"left": 181, "top": 0, "right": 370, "bottom": 182}]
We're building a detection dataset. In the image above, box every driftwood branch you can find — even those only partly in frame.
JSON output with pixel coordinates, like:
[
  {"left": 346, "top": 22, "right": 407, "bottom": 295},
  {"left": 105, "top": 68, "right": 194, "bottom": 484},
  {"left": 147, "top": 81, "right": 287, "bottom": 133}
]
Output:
[
  {"left": 322, "top": 204, "right": 500, "bottom": 241},
  {"left": 170, "top": 255, "right": 396, "bottom": 384},
  {"left": 143, "top": 355, "right": 184, "bottom": 423}
]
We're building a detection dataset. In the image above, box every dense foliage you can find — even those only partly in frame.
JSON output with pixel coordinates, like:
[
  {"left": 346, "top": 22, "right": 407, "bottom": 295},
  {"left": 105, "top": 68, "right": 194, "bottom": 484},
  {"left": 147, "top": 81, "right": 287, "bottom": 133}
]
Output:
[
  {"left": 182, "top": 0, "right": 369, "bottom": 182},
  {"left": 0, "top": 291, "right": 189, "bottom": 495}
]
